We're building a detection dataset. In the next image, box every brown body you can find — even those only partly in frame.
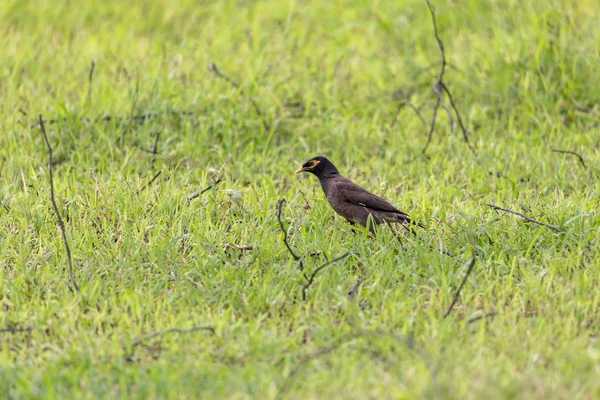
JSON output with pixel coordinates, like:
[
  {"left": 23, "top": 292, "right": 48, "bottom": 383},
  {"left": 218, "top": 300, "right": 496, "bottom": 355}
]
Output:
[{"left": 295, "top": 156, "right": 415, "bottom": 231}]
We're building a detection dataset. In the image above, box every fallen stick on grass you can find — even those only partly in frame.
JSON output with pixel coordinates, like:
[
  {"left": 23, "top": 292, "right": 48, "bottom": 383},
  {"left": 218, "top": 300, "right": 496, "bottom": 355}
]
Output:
[{"left": 486, "top": 203, "right": 565, "bottom": 234}]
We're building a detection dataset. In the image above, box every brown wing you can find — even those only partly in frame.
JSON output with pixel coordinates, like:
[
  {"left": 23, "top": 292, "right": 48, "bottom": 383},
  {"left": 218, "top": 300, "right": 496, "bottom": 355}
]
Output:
[{"left": 333, "top": 177, "right": 410, "bottom": 221}]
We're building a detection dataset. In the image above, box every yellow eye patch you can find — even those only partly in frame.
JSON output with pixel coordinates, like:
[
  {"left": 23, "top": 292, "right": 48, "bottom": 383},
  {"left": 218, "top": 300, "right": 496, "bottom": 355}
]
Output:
[{"left": 309, "top": 160, "right": 321, "bottom": 168}]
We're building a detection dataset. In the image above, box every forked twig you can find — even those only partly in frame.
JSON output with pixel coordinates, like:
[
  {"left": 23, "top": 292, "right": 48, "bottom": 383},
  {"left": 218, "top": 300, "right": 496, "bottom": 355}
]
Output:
[
  {"left": 276, "top": 199, "right": 347, "bottom": 294},
  {"left": 302, "top": 252, "right": 350, "bottom": 301},
  {"left": 39, "top": 115, "right": 79, "bottom": 293},
  {"left": 421, "top": 0, "right": 476, "bottom": 155},
  {"left": 486, "top": 203, "right": 566, "bottom": 234}
]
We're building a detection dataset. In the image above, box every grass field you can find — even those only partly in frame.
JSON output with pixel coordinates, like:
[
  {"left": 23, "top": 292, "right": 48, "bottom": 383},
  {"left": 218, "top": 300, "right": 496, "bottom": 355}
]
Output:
[{"left": 1, "top": 0, "right": 599, "bottom": 398}]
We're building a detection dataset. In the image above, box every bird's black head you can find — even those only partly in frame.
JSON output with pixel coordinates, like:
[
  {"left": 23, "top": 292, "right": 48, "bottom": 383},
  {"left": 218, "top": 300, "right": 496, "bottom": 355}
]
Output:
[{"left": 295, "top": 156, "right": 339, "bottom": 178}]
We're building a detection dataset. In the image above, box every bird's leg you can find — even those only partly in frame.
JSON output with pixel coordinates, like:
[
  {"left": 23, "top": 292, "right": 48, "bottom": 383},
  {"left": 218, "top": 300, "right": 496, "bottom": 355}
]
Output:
[{"left": 403, "top": 223, "right": 418, "bottom": 236}]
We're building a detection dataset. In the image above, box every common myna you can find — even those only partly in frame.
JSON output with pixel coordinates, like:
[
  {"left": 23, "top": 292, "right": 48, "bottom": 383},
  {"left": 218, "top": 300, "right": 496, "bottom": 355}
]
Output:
[{"left": 295, "top": 156, "right": 421, "bottom": 231}]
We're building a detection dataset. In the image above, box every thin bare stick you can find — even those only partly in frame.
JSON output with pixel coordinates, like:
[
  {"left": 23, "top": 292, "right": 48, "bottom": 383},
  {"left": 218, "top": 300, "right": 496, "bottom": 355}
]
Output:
[
  {"left": 87, "top": 60, "right": 96, "bottom": 101},
  {"left": 151, "top": 132, "right": 161, "bottom": 166},
  {"left": 131, "top": 326, "right": 215, "bottom": 348},
  {"left": 426, "top": 0, "right": 447, "bottom": 92},
  {"left": 277, "top": 199, "right": 301, "bottom": 261},
  {"left": 467, "top": 312, "right": 497, "bottom": 324},
  {"left": 152, "top": 132, "right": 161, "bottom": 154},
  {"left": 138, "top": 171, "right": 162, "bottom": 193},
  {"left": 39, "top": 115, "right": 79, "bottom": 293},
  {"left": 302, "top": 252, "right": 350, "bottom": 301},
  {"left": 136, "top": 132, "right": 161, "bottom": 157},
  {"left": 486, "top": 203, "right": 566, "bottom": 234},
  {"left": 249, "top": 99, "right": 270, "bottom": 131},
  {"left": 422, "top": 0, "right": 476, "bottom": 155},
  {"left": 188, "top": 178, "right": 222, "bottom": 200},
  {"left": 421, "top": 0, "right": 448, "bottom": 155},
  {"left": 441, "top": 82, "right": 476, "bottom": 154},
  {"left": 551, "top": 148, "right": 587, "bottom": 170},
  {"left": 433, "top": 81, "right": 454, "bottom": 136},
  {"left": 0, "top": 326, "right": 32, "bottom": 333},
  {"left": 443, "top": 254, "right": 476, "bottom": 318},
  {"left": 209, "top": 62, "right": 239, "bottom": 88}
]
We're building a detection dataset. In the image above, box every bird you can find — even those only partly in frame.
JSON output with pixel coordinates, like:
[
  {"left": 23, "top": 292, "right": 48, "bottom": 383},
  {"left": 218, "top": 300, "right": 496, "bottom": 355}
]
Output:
[{"left": 295, "top": 156, "right": 422, "bottom": 232}]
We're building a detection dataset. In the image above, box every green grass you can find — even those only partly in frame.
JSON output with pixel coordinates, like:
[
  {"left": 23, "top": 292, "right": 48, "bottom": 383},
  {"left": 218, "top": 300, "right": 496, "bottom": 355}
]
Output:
[{"left": 1, "top": 0, "right": 599, "bottom": 398}]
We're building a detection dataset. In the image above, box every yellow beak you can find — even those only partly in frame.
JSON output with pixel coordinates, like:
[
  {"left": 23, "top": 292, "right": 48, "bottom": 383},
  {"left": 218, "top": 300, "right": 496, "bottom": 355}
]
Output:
[{"left": 294, "top": 166, "right": 305, "bottom": 174}]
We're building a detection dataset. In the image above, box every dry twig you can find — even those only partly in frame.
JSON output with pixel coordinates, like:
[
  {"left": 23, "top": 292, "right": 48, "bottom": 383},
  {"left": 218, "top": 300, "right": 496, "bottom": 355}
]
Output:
[
  {"left": 441, "top": 82, "right": 476, "bottom": 153},
  {"left": 277, "top": 199, "right": 302, "bottom": 261},
  {"left": 302, "top": 252, "right": 350, "bottom": 301},
  {"left": 551, "top": 148, "right": 587, "bottom": 170},
  {"left": 486, "top": 203, "right": 565, "bottom": 234},
  {"left": 139, "top": 171, "right": 163, "bottom": 193},
  {"left": 152, "top": 132, "right": 161, "bottom": 154},
  {"left": 421, "top": 0, "right": 476, "bottom": 155},
  {"left": 443, "top": 254, "right": 476, "bottom": 318},
  {"left": 0, "top": 326, "right": 32, "bottom": 333},
  {"left": 467, "top": 312, "right": 498, "bottom": 324},
  {"left": 188, "top": 178, "right": 222, "bottom": 200},
  {"left": 87, "top": 60, "right": 96, "bottom": 101},
  {"left": 39, "top": 115, "right": 79, "bottom": 292}
]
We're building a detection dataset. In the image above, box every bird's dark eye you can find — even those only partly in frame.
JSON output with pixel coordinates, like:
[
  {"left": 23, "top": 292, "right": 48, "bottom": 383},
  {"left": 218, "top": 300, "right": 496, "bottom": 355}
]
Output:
[{"left": 302, "top": 159, "right": 320, "bottom": 169}]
